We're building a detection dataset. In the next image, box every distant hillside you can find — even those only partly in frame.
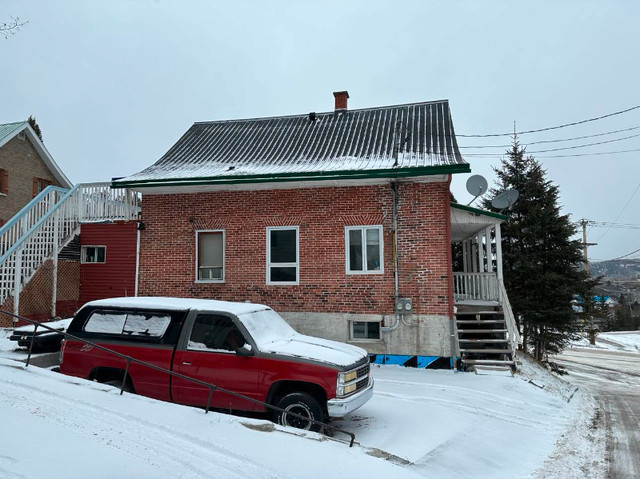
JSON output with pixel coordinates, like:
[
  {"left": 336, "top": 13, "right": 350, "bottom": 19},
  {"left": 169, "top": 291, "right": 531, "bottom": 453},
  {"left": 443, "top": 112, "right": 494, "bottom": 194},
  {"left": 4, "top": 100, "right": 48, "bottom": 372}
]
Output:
[{"left": 590, "top": 259, "right": 640, "bottom": 279}]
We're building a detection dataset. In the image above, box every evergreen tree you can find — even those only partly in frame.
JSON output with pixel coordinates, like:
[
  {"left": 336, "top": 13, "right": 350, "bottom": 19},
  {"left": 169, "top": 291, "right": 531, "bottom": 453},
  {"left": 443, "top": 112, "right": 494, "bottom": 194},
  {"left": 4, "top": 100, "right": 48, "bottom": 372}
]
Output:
[
  {"left": 484, "top": 138, "right": 594, "bottom": 360},
  {"left": 28, "top": 115, "right": 43, "bottom": 142}
]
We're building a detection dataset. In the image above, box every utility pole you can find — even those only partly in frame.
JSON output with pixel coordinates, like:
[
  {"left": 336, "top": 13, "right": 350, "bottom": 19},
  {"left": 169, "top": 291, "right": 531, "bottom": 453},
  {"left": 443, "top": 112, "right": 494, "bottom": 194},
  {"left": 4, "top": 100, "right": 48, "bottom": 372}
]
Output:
[
  {"left": 579, "top": 219, "right": 597, "bottom": 272},
  {"left": 579, "top": 219, "right": 598, "bottom": 344}
]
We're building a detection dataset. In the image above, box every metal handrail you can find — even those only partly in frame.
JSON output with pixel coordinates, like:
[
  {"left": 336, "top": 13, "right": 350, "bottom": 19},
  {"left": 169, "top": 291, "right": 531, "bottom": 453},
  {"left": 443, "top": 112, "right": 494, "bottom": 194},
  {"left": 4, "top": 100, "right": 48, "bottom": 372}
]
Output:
[{"left": 3, "top": 311, "right": 357, "bottom": 447}]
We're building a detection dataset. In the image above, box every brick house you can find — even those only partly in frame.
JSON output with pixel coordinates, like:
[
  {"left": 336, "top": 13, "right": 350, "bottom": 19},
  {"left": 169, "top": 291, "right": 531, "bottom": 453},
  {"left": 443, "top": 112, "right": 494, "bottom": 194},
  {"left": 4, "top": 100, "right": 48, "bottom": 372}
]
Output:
[
  {"left": 115, "top": 92, "right": 520, "bottom": 369},
  {"left": 0, "top": 121, "right": 72, "bottom": 225}
]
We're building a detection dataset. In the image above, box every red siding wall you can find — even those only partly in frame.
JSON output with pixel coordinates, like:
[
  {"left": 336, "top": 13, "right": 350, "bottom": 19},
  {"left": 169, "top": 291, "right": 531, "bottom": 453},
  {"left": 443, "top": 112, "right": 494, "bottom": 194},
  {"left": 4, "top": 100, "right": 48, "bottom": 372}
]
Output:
[
  {"left": 80, "top": 222, "right": 137, "bottom": 304},
  {"left": 139, "top": 181, "right": 452, "bottom": 317}
]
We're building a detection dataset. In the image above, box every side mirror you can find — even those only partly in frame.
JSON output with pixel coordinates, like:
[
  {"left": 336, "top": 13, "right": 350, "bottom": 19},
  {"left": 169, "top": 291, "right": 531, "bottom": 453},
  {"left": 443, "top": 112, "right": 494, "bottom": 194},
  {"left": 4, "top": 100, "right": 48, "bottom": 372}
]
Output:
[{"left": 235, "top": 344, "right": 254, "bottom": 357}]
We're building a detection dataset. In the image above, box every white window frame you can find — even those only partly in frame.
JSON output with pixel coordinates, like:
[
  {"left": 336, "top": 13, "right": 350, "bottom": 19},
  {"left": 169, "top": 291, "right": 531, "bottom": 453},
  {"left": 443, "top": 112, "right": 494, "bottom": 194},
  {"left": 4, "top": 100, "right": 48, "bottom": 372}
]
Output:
[
  {"left": 81, "top": 245, "right": 106, "bottom": 264},
  {"left": 195, "top": 229, "right": 225, "bottom": 283},
  {"left": 266, "top": 226, "right": 299, "bottom": 285},
  {"left": 349, "top": 321, "right": 382, "bottom": 341},
  {"left": 345, "top": 226, "right": 384, "bottom": 275}
]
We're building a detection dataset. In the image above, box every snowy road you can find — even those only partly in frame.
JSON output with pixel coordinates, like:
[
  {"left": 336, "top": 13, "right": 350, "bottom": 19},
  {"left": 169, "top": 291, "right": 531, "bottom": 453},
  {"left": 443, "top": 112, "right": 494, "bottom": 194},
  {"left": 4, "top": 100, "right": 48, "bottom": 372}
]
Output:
[{"left": 554, "top": 347, "right": 640, "bottom": 479}]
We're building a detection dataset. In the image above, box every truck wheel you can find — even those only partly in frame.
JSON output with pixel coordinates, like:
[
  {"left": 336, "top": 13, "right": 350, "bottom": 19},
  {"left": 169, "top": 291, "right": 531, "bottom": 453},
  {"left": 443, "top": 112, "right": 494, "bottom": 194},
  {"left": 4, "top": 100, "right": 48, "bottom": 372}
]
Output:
[{"left": 274, "top": 393, "right": 324, "bottom": 432}]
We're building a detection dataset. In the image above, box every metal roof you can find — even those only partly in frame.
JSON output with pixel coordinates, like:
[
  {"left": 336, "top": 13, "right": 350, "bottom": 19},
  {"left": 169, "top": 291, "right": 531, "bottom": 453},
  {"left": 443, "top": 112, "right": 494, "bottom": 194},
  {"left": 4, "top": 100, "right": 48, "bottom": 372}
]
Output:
[
  {"left": 0, "top": 121, "right": 27, "bottom": 144},
  {"left": 116, "top": 99, "right": 469, "bottom": 188}
]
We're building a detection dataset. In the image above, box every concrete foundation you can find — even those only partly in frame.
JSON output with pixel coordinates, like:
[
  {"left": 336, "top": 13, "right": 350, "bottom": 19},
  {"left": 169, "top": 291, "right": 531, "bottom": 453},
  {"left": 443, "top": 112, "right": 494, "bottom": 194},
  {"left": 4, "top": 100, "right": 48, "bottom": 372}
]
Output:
[{"left": 281, "top": 312, "right": 453, "bottom": 358}]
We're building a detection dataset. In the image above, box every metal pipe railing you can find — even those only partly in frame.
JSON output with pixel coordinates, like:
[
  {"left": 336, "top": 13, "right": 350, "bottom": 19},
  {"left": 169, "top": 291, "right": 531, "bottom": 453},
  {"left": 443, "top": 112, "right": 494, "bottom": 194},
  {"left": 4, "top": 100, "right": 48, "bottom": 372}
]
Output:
[{"left": 2, "top": 311, "right": 357, "bottom": 447}]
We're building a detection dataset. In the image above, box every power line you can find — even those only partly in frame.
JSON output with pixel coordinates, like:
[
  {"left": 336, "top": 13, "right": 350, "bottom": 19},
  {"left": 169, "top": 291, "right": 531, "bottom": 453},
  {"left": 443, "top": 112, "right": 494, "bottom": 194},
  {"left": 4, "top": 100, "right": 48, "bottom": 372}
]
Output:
[
  {"left": 457, "top": 104, "right": 640, "bottom": 138},
  {"left": 611, "top": 247, "right": 640, "bottom": 261},
  {"left": 464, "top": 147, "right": 640, "bottom": 158},
  {"left": 459, "top": 124, "right": 640, "bottom": 149},
  {"left": 596, "top": 183, "right": 640, "bottom": 242},
  {"left": 463, "top": 132, "right": 640, "bottom": 155}
]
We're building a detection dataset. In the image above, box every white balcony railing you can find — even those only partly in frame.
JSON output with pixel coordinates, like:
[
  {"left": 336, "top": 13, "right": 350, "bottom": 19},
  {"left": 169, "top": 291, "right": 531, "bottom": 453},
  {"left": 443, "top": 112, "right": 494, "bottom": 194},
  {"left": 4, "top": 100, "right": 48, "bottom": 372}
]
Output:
[{"left": 453, "top": 272, "right": 499, "bottom": 302}]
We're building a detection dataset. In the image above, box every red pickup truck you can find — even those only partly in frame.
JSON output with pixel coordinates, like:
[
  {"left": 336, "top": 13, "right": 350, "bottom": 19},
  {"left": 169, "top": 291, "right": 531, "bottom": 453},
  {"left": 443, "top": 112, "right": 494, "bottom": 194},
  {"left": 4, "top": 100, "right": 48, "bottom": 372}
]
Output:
[{"left": 60, "top": 297, "right": 373, "bottom": 429}]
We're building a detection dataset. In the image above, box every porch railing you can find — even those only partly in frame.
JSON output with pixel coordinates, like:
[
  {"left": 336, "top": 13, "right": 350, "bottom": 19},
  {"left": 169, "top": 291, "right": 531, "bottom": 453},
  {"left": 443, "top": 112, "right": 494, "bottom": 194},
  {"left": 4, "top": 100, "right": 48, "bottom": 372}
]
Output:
[
  {"left": 0, "top": 183, "right": 139, "bottom": 319},
  {"left": 452, "top": 272, "right": 499, "bottom": 302}
]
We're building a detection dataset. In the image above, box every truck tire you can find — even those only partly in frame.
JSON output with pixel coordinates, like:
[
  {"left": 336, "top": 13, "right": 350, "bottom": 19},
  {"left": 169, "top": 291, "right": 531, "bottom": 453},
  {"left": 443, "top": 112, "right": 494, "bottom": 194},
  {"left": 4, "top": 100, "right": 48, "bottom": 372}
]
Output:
[{"left": 274, "top": 392, "right": 324, "bottom": 432}]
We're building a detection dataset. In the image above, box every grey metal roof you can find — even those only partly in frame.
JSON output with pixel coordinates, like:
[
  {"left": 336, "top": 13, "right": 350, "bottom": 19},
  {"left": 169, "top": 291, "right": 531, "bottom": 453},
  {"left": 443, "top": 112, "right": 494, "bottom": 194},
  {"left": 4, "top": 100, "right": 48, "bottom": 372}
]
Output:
[
  {"left": 0, "top": 121, "right": 27, "bottom": 144},
  {"left": 117, "top": 100, "right": 469, "bottom": 188}
]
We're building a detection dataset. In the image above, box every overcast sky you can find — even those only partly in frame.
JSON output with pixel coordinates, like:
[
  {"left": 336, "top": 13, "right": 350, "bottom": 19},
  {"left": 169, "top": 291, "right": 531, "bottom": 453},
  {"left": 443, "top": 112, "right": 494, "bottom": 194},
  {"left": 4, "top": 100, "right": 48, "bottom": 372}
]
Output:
[{"left": 2, "top": 1, "right": 638, "bottom": 262}]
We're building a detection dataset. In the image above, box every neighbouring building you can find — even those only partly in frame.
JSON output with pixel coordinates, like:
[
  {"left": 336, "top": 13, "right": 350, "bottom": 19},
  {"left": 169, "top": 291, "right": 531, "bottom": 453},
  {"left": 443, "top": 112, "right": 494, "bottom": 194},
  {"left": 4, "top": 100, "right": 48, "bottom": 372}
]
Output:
[{"left": 0, "top": 121, "right": 72, "bottom": 225}]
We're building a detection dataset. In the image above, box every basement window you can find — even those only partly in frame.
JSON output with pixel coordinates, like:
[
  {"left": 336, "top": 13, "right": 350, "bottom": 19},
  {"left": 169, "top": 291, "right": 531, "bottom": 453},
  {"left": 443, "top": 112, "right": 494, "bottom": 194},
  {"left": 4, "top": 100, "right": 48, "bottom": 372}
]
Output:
[
  {"left": 81, "top": 246, "right": 106, "bottom": 263},
  {"left": 267, "top": 226, "right": 299, "bottom": 285},
  {"left": 196, "top": 230, "right": 224, "bottom": 282},
  {"left": 350, "top": 321, "right": 381, "bottom": 340},
  {"left": 346, "top": 226, "right": 383, "bottom": 274}
]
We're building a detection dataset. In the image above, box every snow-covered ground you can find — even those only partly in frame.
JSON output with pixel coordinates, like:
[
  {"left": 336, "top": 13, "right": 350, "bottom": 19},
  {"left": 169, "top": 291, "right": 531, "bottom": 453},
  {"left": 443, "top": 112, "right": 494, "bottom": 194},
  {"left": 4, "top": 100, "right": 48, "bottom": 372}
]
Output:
[
  {"left": 571, "top": 330, "right": 640, "bottom": 353},
  {"left": 0, "top": 328, "right": 607, "bottom": 478}
]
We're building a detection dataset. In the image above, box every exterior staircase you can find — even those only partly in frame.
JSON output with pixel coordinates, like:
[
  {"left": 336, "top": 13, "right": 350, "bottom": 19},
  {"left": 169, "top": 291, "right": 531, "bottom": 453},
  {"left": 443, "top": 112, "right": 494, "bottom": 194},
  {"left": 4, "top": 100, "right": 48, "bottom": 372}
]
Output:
[
  {"left": 0, "top": 183, "right": 138, "bottom": 323},
  {"left": 453, "top": 273, "right": 522, "bottom": 372},
  {"left": 455, "top": 305, "right": 515, "bottom": 370}
]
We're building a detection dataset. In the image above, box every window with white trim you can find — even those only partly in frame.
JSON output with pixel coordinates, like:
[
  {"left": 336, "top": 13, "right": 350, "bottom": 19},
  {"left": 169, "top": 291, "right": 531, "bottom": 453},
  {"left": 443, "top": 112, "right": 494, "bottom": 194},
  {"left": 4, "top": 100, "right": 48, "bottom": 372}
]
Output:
[
  {"left": 196, "top": 230, "right": 224, "bottom": 282},
  {"left": 267, "top": 227, "right": 299, "bottom": 284},
  {"left": 346, "top": 226, "right": 383, "bottom": 274},
  {"left": 350, "top": 321, "right": 381, "bottom": 340},
  {"left": 81, "top": 246, "right": 106, "bottom": 263}
]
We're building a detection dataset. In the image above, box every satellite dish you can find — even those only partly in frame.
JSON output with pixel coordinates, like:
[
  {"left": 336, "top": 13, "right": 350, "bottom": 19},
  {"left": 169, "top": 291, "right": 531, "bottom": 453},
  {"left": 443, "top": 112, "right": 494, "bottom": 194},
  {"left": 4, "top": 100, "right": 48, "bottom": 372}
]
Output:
[
  {"left": 491, "top": 189, "right": 520, "bottom": 210},
  {"left": 465, "top": 175, "right": 488, "bottom": 205},
  {"left": 466, "top": 175, "right": 488, "bottom": 197}
]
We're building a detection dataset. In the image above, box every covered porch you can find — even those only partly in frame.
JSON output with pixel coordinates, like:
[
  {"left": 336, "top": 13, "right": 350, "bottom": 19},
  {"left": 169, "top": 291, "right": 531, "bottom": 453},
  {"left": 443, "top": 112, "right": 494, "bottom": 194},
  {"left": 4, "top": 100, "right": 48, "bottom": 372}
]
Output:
[{"left": 450, "top": 203, "right": 506, "bottom": 304}]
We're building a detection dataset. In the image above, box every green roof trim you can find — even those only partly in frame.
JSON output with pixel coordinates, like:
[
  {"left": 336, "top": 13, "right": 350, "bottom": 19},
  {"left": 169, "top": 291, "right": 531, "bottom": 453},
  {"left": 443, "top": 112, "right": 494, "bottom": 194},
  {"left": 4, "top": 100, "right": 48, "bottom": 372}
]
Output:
[
  {"left": 113, "top": 163, "right": 471, "bottom": 189},
  {"left": 450, "top": 202, "right": 507, "bottom": 221}
]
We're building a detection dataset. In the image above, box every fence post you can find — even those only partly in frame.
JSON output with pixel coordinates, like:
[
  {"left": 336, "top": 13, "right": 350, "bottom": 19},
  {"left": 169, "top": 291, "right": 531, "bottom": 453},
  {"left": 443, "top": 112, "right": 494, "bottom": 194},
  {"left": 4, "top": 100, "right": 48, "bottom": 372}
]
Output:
[
  {"left": 51, "top": 210, "right": 60, "bottom": 317},
  {"left": 26, "top": 323, "right": 38, "bottom": 367}
]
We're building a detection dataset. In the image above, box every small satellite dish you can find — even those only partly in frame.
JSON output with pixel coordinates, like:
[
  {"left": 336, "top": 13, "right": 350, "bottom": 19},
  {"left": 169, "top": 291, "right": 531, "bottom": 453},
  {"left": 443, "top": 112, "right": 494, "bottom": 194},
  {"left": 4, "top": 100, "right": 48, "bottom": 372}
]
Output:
[
  {"left": 466, "top": 175, "right": 488, "bottom": 197},
  {"left": 491, "top": 189, "right": 520, "bottom": 210}
]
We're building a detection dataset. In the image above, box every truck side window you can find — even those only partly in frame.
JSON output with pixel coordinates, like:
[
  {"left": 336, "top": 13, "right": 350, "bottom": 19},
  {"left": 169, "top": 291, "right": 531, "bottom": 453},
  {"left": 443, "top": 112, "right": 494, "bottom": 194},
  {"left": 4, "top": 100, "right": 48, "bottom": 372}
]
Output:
[
  {"left": 188, "top": 314, "right": 246, "bottom": 352},
  {"left": 84, "top": 310, "right": 172, "bottom": 338}
]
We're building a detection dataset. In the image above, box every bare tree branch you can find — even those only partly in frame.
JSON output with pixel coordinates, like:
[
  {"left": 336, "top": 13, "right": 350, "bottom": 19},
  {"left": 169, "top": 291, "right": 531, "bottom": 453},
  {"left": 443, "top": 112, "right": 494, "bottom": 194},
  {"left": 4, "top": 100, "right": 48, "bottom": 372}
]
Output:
[{"left": 1, "top": 15, "right": 28, "bottom": 39}]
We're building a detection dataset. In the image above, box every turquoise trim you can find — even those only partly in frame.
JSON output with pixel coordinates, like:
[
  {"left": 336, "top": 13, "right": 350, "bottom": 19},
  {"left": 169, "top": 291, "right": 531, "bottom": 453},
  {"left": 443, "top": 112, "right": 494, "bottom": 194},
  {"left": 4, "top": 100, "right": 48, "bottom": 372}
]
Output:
[
  {"left": 113, "top": 164, "right": 471, "bottom": 189},
  {"left": 0, "top": 185, "right": 79, "bottom": 264},
  {"left": 0, "top": 185, "right": 69, "bottom": 237},
  {"left": 450, "top": 202, "right": 507, "bottom": 221}
]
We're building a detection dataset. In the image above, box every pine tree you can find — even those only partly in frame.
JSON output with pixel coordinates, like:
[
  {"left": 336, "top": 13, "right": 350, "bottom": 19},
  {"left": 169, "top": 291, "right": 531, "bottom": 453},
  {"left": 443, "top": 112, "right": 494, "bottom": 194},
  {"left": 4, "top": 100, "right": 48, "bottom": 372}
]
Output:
[
  {"left": 484, "top": 138, "right": 594, "bottom": 360},
  {"left": 28, "top": 115, "right": 43, "bottom": 142}
]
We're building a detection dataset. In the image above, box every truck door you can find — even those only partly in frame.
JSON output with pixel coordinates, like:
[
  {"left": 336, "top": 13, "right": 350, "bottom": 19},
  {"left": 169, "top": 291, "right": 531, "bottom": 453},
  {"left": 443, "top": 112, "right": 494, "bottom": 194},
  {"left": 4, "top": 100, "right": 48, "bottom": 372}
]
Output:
[{"left": 172, "top": 313, "right": 261, "bottom": 411}]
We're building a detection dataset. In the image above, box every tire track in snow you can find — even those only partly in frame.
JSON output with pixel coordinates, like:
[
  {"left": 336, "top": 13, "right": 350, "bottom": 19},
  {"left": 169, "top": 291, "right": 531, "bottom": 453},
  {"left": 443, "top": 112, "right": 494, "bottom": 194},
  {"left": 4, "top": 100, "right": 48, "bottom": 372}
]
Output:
[
  {"left": 374, "top": 390, "right": 559, "bottom": 429},
  {"left": 0, "top": 377, "right": 283, "bottom": 479}
]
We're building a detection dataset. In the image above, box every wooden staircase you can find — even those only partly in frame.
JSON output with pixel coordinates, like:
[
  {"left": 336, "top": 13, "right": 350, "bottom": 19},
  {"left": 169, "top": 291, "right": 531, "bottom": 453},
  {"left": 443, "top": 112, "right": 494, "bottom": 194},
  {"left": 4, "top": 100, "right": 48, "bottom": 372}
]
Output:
[{"left": 455, "top": 304, "right": 515, "bottom": 371}]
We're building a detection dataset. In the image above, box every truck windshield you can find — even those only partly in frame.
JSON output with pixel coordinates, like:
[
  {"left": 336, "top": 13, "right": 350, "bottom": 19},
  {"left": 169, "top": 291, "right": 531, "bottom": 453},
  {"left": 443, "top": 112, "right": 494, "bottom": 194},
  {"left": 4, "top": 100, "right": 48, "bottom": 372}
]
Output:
[{"left": 238, "top": 308, "right": 296, "bottom": 348}]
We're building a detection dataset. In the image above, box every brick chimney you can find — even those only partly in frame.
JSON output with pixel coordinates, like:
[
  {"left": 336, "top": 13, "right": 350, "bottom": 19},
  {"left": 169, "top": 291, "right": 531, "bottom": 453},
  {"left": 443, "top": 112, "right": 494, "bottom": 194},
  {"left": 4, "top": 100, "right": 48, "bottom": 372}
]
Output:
[{"left": 333, "top": 91, "right": 349, "bottom": 111}]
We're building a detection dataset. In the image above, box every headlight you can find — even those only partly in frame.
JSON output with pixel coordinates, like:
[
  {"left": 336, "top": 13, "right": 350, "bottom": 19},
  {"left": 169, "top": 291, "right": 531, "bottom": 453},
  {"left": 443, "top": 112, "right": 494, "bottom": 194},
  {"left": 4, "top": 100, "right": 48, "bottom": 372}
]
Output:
[{"left": 338, "top": 370, "right": 358, "bottom": 384}]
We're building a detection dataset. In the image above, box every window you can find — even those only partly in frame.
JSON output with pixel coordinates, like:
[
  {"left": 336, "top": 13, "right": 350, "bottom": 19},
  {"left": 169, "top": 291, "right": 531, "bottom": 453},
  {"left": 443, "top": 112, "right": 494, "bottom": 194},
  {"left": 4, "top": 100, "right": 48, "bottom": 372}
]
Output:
[
  {"left": 350, "top": 321, "right": 381, "bottom": 340},
  {"left": 196, "top": 230, "right": 224, "bottom": 282},
  {"left": 81, "top": 246, "right": 106, "bottom": 263},
  {"left": 17, "top": 131, "right": 25, "bottom": 140},
  {"left": 33, "top": 177, "right": 53, "bottom": 197},
  {"left": 267, "top": 227, "right": 299, "bottom": 284},
  {"left": 346, "top": 226, "right": 383, "bottom": 274},
  {"left": 188, "top": 314, "right": 247, "bottom": 352},
  {"left": 84, "top": 311, "right": 171, "bottom": 338}
]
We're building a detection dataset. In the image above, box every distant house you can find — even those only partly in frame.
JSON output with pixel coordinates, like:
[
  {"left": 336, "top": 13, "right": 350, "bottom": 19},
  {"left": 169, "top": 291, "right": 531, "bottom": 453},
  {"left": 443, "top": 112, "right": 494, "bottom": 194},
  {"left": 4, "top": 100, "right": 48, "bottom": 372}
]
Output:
[
  {"left": 0, "top": 121, "right": 72, "bottom": 225},
  {"left": 115, "top": 92, "right": 520, "bottom": 369},
  {"left": 0, "top": 121, "right": 140, "bottom": 326}
]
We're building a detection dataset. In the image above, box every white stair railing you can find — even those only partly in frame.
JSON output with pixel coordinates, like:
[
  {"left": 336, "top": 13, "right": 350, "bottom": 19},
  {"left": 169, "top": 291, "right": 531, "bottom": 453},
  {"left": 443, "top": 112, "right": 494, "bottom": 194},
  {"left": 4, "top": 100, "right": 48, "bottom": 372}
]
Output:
[
  {"left": 0, "top": 183, "right": 139, "bottom": 321},
  {"left": 498, "top": 278, "right": 522, "bottom": 353}
]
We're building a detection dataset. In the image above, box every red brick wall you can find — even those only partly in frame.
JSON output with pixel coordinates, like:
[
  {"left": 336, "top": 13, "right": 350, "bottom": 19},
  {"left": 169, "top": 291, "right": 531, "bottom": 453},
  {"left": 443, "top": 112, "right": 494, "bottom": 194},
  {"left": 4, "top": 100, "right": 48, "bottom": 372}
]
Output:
[
  {"left": 139, "top": 181, "right": 452, "bottom": 317},
  {"left": 80, "top": 222, "right": 138, "bottom": 304}
]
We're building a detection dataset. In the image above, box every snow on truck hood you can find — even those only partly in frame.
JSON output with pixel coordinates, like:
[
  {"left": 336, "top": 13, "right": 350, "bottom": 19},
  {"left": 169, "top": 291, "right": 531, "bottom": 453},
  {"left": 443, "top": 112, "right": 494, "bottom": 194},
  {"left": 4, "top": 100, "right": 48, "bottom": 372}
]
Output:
[{"left": 260, "top": 335, "right": 368, "bottom": 367}]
